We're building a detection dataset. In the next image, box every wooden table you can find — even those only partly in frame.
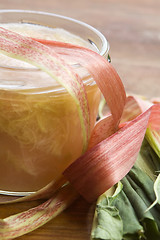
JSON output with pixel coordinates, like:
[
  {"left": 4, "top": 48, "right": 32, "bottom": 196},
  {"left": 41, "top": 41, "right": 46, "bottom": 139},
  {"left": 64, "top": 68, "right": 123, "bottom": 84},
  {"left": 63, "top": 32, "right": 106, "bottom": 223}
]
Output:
[{"left": 0, "top": 0, "right": 160, "bottom": 239}]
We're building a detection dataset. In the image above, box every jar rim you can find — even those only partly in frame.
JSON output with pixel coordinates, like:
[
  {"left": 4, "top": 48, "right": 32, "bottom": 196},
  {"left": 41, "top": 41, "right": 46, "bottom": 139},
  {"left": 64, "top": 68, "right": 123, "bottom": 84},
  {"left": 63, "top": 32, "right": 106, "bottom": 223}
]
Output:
[
  {"left": 0, "top": 10, "right": 109, "bottom": 93},
  {"left": 0, "top": 9, "right": 109, "bottom": 56}
]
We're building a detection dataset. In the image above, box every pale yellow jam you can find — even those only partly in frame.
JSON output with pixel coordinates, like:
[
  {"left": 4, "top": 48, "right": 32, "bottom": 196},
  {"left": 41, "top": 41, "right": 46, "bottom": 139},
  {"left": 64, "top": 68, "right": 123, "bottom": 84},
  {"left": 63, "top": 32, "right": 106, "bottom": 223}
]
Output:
[{"left": 0, "top": 23, "right": 101, "bottom": 193}]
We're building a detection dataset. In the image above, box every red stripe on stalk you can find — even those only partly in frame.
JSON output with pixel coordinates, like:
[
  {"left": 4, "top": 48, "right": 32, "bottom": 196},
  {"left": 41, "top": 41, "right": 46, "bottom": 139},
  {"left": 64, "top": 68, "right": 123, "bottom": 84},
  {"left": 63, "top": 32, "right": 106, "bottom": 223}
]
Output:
[
  {"left": 63, "top": 108, "right": 151, "bottom": 202},
  {"left": 0, "top": 184, "right": 78, "bottom": 239},
  {"left": 34, "top": 39, "right": 126, "bottom": 127}
]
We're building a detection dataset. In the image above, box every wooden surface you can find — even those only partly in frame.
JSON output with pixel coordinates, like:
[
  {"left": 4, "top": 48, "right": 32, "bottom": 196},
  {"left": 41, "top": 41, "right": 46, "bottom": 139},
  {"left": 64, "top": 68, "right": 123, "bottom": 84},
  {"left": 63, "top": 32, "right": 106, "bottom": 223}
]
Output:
[{"left": 0, "top": 0, "right": 160, "bottom": 239}]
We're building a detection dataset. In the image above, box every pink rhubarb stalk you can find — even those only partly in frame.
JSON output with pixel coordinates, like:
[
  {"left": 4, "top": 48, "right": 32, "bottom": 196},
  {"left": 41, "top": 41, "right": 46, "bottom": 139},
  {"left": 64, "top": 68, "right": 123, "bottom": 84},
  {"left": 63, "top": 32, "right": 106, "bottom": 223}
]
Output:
[
  {"left": 34, "top": 39, "right": 126, "bottom": 127},
  {"left": 0, "top": 184, "right": 78, "bottom": 239},
  {"left": 63, "top": 108, "right": 153, "bottom": 202},
  {"left": 88, "top": 114, "right": 116, "bottom": 149}
]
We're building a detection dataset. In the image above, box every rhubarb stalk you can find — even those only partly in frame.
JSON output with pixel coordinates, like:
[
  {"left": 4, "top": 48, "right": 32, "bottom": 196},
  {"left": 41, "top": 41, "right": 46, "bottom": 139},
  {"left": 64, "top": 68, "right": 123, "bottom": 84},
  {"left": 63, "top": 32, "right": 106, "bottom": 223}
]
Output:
[{"left": 0, "top": 184, "right": 78, "bottom": 240}]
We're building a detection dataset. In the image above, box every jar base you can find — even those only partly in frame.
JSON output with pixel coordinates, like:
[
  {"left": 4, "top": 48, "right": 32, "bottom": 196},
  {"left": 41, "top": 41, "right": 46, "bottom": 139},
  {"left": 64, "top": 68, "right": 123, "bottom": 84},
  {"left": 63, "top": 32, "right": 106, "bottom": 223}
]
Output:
[{"left": 0, "top": 190, "right": 34, "bottom": 197}]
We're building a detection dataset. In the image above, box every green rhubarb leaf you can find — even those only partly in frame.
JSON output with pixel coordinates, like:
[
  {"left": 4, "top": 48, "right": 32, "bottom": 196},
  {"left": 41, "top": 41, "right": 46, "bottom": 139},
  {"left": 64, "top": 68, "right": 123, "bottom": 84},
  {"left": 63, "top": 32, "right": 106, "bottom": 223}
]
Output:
[
  {"left": 92, "top": 182, "right": 144, "bottom": 240},
  {"left": 128, "top": 165, "right": 156, "bottom": 204},
  {"left": 112, "top": 189, "right": 144, "bottom": 237},
  {"left": 145, "top": 174, "right": 160, "bottom": 212},
  {"left": 92, "top": 160, "right": 160, "bottom": 240},
  {"left": 121, "top": 168, "right": 160, "bottom": 239},
  {"left": 126, "top": 173, "right": 160, "bottom": 230},
  {"left": 92, "top": 206, "right": 123, "bottom": 240},
  {"left": 92, "top": 183, "right": 123, "bottom": 240},
  {"left": 136, "top": 138, "right": 160, "bottom": 179},
  {"left": 141, "top": 218, "right": 160, "bottom": 240}
]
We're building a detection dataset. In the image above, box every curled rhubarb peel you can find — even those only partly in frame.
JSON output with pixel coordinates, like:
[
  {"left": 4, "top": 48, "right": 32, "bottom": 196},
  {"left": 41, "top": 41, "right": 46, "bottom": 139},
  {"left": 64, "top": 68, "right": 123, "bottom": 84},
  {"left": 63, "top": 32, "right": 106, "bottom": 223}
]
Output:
[
  {"left": 35, "top": 39, "right": 127, "bottom": 150},
  {"left": 0, "top": 27, "right": 90, "bottom": 152},
  {"left": 88, "top": 114, "right": 116, "bottom": 149},
  {"left": 0, "top": 184, "right": 78, "bottom": 240},
  {"left": 63, "top": 108, "right": 153, "bottom": 202},
  {"left": 120, "top": 96, "right": 143, "bottom": 123},
  {"left": 34, "top": 39, "right": 126, "bottom": 127}
]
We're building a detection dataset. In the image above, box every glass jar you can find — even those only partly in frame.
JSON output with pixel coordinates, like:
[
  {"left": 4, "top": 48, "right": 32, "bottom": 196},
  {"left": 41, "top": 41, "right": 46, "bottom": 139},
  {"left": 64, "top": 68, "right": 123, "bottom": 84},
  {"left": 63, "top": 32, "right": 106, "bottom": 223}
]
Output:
[{"left": 0, "top": 10, "right": 109, "bottom": 195}]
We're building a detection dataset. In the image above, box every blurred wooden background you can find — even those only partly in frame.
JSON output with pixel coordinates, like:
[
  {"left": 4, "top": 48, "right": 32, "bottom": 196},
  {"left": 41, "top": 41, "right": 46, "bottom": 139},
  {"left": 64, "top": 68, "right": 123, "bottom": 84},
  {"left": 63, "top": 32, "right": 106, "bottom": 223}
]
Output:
[{"left": 0, "top": 0, "right": 160, "bottom": 239}]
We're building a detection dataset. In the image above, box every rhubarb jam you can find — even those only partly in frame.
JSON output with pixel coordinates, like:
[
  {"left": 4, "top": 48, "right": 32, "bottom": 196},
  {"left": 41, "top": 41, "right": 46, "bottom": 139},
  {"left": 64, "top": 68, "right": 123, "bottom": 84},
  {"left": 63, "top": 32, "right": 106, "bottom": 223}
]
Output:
[{"left": 0, "top": 22, "right": 104, "bottom": 193}]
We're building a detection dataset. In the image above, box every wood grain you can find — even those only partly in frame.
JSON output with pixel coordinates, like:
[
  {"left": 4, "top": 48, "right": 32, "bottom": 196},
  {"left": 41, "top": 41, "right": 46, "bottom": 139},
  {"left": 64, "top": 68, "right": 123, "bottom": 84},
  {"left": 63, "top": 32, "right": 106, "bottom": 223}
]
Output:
[
  {"left": 0, "top": 0, "right": 160, "bottom": 239},
  {"left": 0, "top": 197, "right": 95, "bottom": 240}
]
